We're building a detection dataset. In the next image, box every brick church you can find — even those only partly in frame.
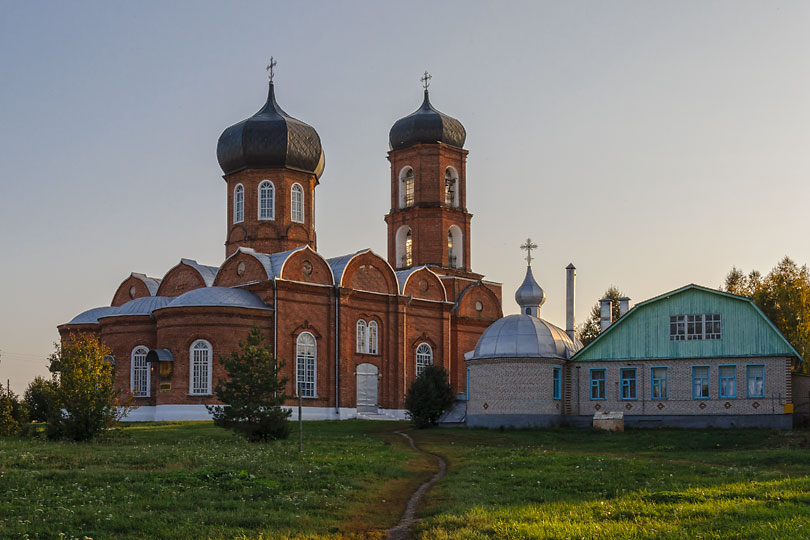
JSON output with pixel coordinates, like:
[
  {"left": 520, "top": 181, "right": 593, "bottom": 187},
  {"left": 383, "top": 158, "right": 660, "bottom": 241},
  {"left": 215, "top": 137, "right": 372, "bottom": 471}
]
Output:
[{"left": 58, "top": 71, "right": 503, "bottom": 421}]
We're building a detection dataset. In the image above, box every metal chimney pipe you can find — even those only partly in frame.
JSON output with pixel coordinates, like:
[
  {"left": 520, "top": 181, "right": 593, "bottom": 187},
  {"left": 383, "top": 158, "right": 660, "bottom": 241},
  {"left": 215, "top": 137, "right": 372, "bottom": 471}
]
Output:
[
  {"left": 599, "top": 298, "right": 613, "bottom": 333},
  {"left": 565, "top": 263, "right": 576, "bottom": 341},
  {"left": 618, "top": 297, "right": 631, "bottom": 318}
]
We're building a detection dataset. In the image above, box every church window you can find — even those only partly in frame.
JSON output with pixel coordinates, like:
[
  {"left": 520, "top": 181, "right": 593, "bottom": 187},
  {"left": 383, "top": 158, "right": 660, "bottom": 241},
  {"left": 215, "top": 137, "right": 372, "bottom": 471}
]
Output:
[
  {"left": 368, "top": 321, "right": 378, "bottom": 355},
  {"left": 651, "top": 367, "right": 668, "bottom": 399},
  {"left": 447, "top": 230, "right": 454, "bottom": 267},
  {"left": 746, "top": 364, "right": 765, "bottom": 397},
  {"left": 415, "top": 343, "right": 433, "bottom": 376},
  {"left": 590, "top": 369, "right": 606, "bottom": 400},
  {"left": 259, "top": 180, "right": 275, "bottom": 220},
  {"left": 692, "top": 366, "right": 710, "bottom": 399},
  {"left": 444, "top": 167, "right": 458, "bottom": 206},
  {"left": 552, "top": 366, "right": 561, "bottom": 400},
  {"left": 719, "top": 365, "right": 737, "bottom": 398},
  {"left": 296, "top": 332, "right": 316, "bottom": 398},
  {"left": 620, "top": 368, "right": 637, "bottom": 400},
  {"left": 291, "top": 183, "right": 305, "bottom": 223},
  {"left": 356, "top": 320, "right": 367, "bottom": 353},
  {"left": 189, "top": 340, "right": 212, "bottom": 395},
  {"left": 234, "top": 184, "right": 244, "bottom": 224},
  {"left": 448, "top": 226, "right": 463, "bottom": 268},
  {"left": 405, "top": 229, "right": 413, "bottom": 267},
  {"left": 130, "top": 346, "right": 150, "bottom": 398},
  {"left": 400, "top": 167, "right": 414, "bottom": 208},
  {"left": 356, "top": 319, "right": 379, "bottom": 355}
]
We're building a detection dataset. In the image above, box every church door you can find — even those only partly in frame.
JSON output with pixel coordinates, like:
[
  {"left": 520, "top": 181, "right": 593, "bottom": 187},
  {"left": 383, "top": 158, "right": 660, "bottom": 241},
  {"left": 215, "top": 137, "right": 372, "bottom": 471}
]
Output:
[{"left": 356, "top": 363, "right": 379, "bottom": 413}]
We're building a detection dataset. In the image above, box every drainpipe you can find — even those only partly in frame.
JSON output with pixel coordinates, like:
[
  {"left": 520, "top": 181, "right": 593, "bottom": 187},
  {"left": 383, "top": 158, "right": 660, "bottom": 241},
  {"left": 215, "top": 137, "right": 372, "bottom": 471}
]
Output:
[{"left": 335, "top": 285, "right": 340, "bottom": 416}]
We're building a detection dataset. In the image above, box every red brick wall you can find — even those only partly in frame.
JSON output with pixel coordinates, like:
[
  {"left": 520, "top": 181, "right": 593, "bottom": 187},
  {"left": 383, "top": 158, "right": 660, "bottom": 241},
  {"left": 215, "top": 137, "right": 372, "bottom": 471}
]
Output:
[
  {"left": 98, "top": 316, "right": 158, "bottom": 406},
  {"left": 156, "top": 264, "right": 206, "bottom": 297},
  {"left": 402, "top": 268, "right": 446, "bottom": 302},
  {"left": 280, "top": 248, "right": 334, "bottom": 285},
  {"left": 341, "top": 252, "right": 398, "bottom": 294},
  {"left": 214, "top": 252, "right": 269, "bottom": 287},
  {"left": 111, "top": 276, "right": 153, "bottom": 307}
]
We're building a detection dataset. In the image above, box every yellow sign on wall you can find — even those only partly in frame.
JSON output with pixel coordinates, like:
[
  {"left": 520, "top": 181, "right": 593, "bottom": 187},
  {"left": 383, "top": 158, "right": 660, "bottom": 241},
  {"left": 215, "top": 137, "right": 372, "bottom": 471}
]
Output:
[{"left": 784, "top": 403, "right": 794, "bottom": 414}]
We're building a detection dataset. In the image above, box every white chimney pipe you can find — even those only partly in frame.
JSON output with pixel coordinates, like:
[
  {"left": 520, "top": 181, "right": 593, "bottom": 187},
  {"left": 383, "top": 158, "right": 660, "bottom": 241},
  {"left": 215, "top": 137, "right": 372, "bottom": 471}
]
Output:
[
  {"left": 599, "top": 298, "right": 613, "bottom": 333},
  {"left": 565, "top": 263, "right": 576, "bottom": 341},
  {"left": 618, "top": 297, "right": 631, "bottom": 318}
]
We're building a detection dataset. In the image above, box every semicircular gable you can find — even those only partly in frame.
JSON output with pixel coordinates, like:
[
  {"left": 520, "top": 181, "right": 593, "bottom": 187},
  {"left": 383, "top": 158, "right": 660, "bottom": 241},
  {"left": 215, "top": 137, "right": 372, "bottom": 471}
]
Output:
[
  {"left": 456, "top": 282, "right": 503, "bottom": 320},
  {"left": 215, "top": 250, "right": 273, "bottom": 287},
  {"left": 279, "top": 247, "right": 334, "bottom": 285},
  {"left": 403, "top": 268, "right": 446, "bottom": 302},
  {"left": 157, "top": 261, "right": 208, "bottom": 297},
  {"left": 342, "top": 251, "right": 398, "bottom": 294},
  {"left": 112, "top": 273, "right": 159, "bottom": 306}
]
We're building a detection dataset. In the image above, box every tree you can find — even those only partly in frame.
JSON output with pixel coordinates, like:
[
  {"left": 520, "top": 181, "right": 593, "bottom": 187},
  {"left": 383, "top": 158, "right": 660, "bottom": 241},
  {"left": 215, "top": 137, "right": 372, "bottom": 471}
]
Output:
[
  {"left": 24, "top": 376, "right": 58, "bottom": 423},
  {"left": 723, "top": 257, "right": 810, "bottom": 373},
  {"left": 0, "top": 386, "right": 28, "bottom": 437},
  {"left": 208, "top": 327, "right": 291, "bottom": 441},
  {"left": 405, "top": 365, "right": 455, "bottom": 429},
  {"left": 577, "top": 286, "right": 627, "bottom": 346},
  {"left": 47, "top": 333, "right": 130, "bottom": 441}
]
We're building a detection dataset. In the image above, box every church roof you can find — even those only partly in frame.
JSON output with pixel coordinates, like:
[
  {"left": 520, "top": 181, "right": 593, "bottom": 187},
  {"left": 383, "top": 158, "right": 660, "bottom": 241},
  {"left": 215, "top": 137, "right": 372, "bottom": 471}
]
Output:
[
  {"left": 395, "top": 265, "right": 443, "bottom": 295},
  {"left": 130, "top": 273, "right": 162, "bottom": 295},
  {"left": 160, "top": 287, "right": 271, "bottom": 311},
  {"left": 389, "top": 90, "right": 466, "bottom": 151},
  {"left": 467, "top": 314, "right": 581, "bottom": 361},
  {"left": 102, "top": 296, "right": 172, "bottom": 319},
  {"left": 326, "top": 249, "right": 368, "bottom": 286},
  {"left": 179, "top": 259, "right": 218, "bottom": 287},
  {"left": 65, "top": 306, "right": 119, "bottom": 325}
]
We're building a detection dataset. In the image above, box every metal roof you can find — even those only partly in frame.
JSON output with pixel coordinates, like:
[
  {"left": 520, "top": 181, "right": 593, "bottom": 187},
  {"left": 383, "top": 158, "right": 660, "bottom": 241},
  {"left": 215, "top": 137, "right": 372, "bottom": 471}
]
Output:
[
  {"left": 179, "top": 259, "right": 218, "bottom": 287},
  {"left": 66, "top": 306, "right": 119, "bottom": 325},
  {"left": 389, "top": 90, "right": 466, "bottom": 151},
  {"left": 146, "top": 349, "right": 173, "bottom": 363},
  {"left": 467, "top": 314, "right": 582, "bottom": 361},
  {"left": 130, "top": 273, "right": 162, "bottom": 295},
  {"left": 221, "top": 247, "right": 276, "bottom": 281},
  {"left": 102, "top": 296, "right": 172, "bottom": 319},
  {"left": 515, "top": 265, "right": 546, "bottom": 309},
  {"left": 161, "top": 286, "right": 271, "bottom": 311}
]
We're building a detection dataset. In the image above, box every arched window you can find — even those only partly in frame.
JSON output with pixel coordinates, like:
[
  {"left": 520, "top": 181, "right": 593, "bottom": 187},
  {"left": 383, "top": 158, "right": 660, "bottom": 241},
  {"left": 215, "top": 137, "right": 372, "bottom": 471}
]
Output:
[
  {"left": 395, "top": 226, "right": 413, "bottom": 269},
  {"left": 367, "top": 321, "right": 378, "bottom": 355},
  {"left": 445, "top": 167, "right": 458, "bottom": 206},
  {"left": 356, "top": 320, "right": 367, "bottom": 353},
  {"left": 291, "top": 183, "right": 305, "bottom": 223},
  {"left": 399, "top": 167, "right": 414, "bottom": 208},
  {"left": 189, "top": 340, "right": 212, "bottom": 395},
  {"left": 296, "top": 332, "right": 316, "bottom": 397},
  {"left": 416, "top": 343, "right": 433, "bottom": 377},
  {"left": 259, "top": 180, "right": 275, "bottom": 220},
  {"left": 447, "top": 230, "right": 455, "bottom": 268},
  {"left": 234, "top": 184, "right": 244, "bottom": 224},
  {"left": 448, "top": 225, "right": 463, "bottom": 268},
  {"left": 130, "top": 346, "right": 150, "bottom": 397},
  {"left": 405, "top": 230, "right": 413, "bottom": 267}
]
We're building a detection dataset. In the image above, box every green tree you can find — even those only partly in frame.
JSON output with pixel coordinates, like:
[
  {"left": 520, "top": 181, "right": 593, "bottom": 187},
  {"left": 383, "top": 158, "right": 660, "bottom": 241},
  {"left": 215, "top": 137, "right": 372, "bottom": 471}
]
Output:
[
  {"left": 24, "top": 376, "right": 58, "bottom": 423},
  {"left": 47, "top": 333, "right": 130, "bottom": 441},
  {"left": 0, "top": 386, "right": 28, "bottom": 437},
  {"left": 208, "top": 327, "right": 291, "bottom": 441},
  {"left": 405, "top": 365, "right": 455, "bottom": 429},
  {"left": 577, "top": 286, "right": 627, "bottom": 346}
]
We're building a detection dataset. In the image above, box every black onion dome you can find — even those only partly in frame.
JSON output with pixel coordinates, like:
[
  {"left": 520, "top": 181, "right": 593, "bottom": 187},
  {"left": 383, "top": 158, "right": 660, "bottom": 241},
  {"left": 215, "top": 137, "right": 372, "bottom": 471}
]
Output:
[
  {"left": 217, "top": 82, "right": 325, "bottom": 178},
  {"left": 389, "top": 90, "right": 466, "bottom": 151}
]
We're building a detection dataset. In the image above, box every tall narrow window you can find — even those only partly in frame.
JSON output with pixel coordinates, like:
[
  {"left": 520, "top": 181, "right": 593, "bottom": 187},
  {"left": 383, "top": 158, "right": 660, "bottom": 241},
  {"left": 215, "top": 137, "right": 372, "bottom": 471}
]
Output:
[
  {"left": 692, "top": 366, "right": 710, "bottom": 399},
  {"left": 590, "top": 369, "right": 606, "bottom": 400},
  {"left": 719, "top": 365, "right": 737, "bottom": 398},
  {"left": 416, "top": 343, "right": 433, "bottom": 376},
  {"left": 296, "top": 332, "right": 316, "bottom": 397},
  {"left": 746, "top": 364, "right": 765, "bottom": 398},
  {"left": 356, "top": 320, "right": 367, "bottom": 353},
  {"left": 400, "top": 167, "right": 414, "bottom": 208},
  {"left": 448, "top": 226, "right": 463, "bottom": 268},
  {"left": 234, "top": 184, "right": 244, "bottom": 224},
  {"left": 444, "top": 167, "right": 457, "bottom": 206},
  {"left": 447, "top": 230, "right": 455, "bottom": 268},
  {"left": 651, "top": 367, "right": 668, "bottom": 399},
  {"left": 189, "top": 340, "right": 212, "bottom": 395},
  {"left": 552, "top": 366, "right": 561, "bottom": 400},
  {"left": 620, "top": 368, "right": 637, "bottom": 400},
  {"left": 259, "top": 180, "right": 275, "bottom": 220},
  {"left": 367, "top": 321, "right": 378, "bottom": 355},
  {"left": 291, "top": 183, "right": 304, "bottom": 223},
  {"left": 405, "top": 229, "right": 413, "bottom": 267},
  {"left": 131, "top": 346, "right": 150, "bottom": 397}
]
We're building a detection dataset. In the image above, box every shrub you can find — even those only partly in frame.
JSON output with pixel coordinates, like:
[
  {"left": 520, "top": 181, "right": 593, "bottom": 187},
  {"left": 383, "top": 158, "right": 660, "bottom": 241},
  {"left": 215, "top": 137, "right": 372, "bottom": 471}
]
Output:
[
  {"left": 24, "top": 376, "right": 58, "bottom": 423},
  {"left": 208, "top": 327, "right": 291, "bottom": 441},
  {"left": 405, "top": 365, "right": 455, "bottom": 428},
  {"left": 0, "top": 387, "right": 28, "bottom": 436}
]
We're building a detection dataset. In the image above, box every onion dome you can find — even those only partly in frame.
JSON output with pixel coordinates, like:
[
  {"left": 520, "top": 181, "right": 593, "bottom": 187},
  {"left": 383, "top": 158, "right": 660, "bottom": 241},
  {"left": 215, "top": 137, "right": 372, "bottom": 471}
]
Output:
[
  {"left": 217, "top": 82, "right": 325, "bottom": 178},
  {"left": 515, "top": 265, "right": 546, "bottom": 316},
  {"left": 469, "top": 314, "right": 581, "bottom": 361},
  {"left": 389, "top": 90, "right": 466, "bottom": 151}
]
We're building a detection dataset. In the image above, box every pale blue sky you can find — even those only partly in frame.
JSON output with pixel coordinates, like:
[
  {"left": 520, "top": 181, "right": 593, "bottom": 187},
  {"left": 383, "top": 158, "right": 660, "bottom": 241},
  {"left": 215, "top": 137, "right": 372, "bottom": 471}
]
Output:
[{"left": 1, "top": 1, "right": 809, "bottom": 393}]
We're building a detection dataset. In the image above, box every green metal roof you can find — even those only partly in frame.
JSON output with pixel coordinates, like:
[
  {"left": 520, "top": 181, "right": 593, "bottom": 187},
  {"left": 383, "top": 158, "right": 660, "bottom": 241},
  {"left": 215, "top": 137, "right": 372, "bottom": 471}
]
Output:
[{"left": 573, "top": 284, "right": 802, "bottom": 362}]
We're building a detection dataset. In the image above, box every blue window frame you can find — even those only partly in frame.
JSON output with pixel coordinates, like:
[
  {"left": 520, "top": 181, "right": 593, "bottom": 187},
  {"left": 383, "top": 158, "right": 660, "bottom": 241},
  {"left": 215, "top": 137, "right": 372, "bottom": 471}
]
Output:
[
  {"left": 692, "top": 366, "right": 710, "bottom": 399},
  {"left": 746, "top": 364, "right": 765, "bottom": 398},
  {"left": 552, "top": 367, "right": 561, "bottom": 400},
  {"left": 620, "top": 368, "right": 637, "bottom": 400},
  {"left": 719, "top": 365, "right": 737, "bottom": 398},
  {"left": 651, "top": 367, "right": 668, "bottom": 399},
  {"left": 590, "top": 369, "right": 606, "bottom": 400}
]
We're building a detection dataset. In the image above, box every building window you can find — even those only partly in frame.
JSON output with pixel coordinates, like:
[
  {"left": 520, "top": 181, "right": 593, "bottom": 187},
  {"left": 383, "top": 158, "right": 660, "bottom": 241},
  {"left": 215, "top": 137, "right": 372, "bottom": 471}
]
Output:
[
  {"left": 291, "top": 183, "right": 305, "bottom": 223},
  {"left": 189, "top": 340, "right": 212, "bottom": 395},
  {"left": 620, "top": 368, "right": 637, "bottom": 400},
  {"left": 692, "top": 366, "right": 710, "bottom": 399},
  {"left": 746, "top": 364, "right": 765, "bottom": 398},
  {"left": 400, "top": 167, "right": 414, "bottom": 208},
  {"left": 296, "top": 332, "right": 316, "bottom": 398},
  {"left": 405, "top": 229, "right": 413, "bottom": 267},
  {"left": 234, "top": 184, "right": 244, "bottom": 224},
  {"left": 447, "top": 230, "right": 455, "bottom": 267},
  {"left": 590, "top": 369, "right": 606, "bottom": 400},
  {"left": 130, "top": 346, "right": 150, "bottom": 397},
  {"left": 552, "top": 366, "right": 561, "bottom": 400},
  {"left": 416, "top": 343, "right": 433, "bottom": 377},
  {"left": 367, "top": 321, "right": 378, "bottom": 355},
  {"left": 259, "top": 180, "right": 275, "bottom": 220},
  {"left": 448, "top": 225, "right": 462, "bottom": 268},
  {"left": 444, "top": 167, "right": 457, "bottom": 206},
  {"left": 651, "top": 367, "right": 668, "bottom": 399},
  {"left": 356, "top": 320, "right": 367, "bottom": 353},
  {"left": 719, "top": 365, "right": 737, "bottom": 398},
  {"left": 670, "top": 314, "right": 722, "bottom": 341}
]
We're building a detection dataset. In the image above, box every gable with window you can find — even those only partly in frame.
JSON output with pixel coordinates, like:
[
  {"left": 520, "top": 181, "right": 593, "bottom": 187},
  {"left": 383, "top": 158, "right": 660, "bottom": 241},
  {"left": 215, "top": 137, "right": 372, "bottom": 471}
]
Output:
[{"left": 670, "top": 314, "right": 722, "bottom": 341}]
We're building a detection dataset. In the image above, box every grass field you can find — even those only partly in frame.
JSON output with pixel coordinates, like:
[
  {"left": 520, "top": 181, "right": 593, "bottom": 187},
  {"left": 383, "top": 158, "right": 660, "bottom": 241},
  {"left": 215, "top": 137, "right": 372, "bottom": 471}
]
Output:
[{"left": 1, "top": 423, "right": 809, "bottom": 539}]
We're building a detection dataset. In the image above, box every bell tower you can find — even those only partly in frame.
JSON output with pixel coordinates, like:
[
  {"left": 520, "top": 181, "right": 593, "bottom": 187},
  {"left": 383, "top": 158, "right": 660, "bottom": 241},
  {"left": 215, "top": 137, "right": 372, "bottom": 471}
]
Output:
[{"left": 384, "top": 74, "right": 473, "bottom": 274}]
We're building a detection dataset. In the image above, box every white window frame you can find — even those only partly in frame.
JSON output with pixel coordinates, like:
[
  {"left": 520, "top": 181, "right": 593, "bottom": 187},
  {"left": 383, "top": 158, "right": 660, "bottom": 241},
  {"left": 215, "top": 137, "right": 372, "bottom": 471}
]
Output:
[
  {"left": 291, "top": 183, "right": 305, "bottom": 223},
  {"left": 416, "top": 342, "right": 433, "bottom": 377},
  {"left": 189, "top": 339, "right": 212, "bottom": 395},
  {"left": 259, "top": 180, "right": 275, "bottom": 220},
  {"left": 399, "top": 167, "right": 414, "bottom": 209},
  {"left": 296, "top": 332, "right": 316, "bottom": 398},
  {"left": 356, "top": 319, "right": 367, "bottom": 353},
  {"left": 130, "top": 346, "right": 150, "bottom": 397},
  {"left": 234, "top": 184, "right": 244, "bottom": 224},
  {"left": 367, "top": 321, "right": 378, "bottom": 355},
  {"left": 670, "top": 314, "right": 722, "bottom": 341}
]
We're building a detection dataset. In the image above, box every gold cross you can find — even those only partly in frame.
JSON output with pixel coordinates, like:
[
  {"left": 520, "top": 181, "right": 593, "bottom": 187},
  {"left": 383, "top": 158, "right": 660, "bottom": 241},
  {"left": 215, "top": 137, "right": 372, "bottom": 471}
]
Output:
[
  {"left": 420, "top": 70, "right": 432, "bottom": 90},
  {"left": 520, "top": 238, "right": 538, "bottom": 266},
  {"left": 266, "top": 57, "right": 277, "bottom": 82}
]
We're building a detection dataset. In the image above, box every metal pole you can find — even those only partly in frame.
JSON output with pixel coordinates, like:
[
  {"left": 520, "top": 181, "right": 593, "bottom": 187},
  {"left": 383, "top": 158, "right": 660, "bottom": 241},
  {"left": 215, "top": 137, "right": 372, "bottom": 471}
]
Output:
[{"left": 298, "top": 384, "right": 303, "bottom": 454}]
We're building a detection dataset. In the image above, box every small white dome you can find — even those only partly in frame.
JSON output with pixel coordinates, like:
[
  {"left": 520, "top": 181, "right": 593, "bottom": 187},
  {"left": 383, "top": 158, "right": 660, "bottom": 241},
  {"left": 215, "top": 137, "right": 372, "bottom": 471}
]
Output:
[{"left": 468, "top": 314, "right": 582, "bottom": 361}]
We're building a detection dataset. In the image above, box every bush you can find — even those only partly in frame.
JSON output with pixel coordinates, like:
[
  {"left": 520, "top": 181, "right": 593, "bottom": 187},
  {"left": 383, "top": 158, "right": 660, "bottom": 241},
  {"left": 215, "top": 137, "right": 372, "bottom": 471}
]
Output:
[
  {"left": 0, "top": 387, "right": 28, "bottom": 436},
  {"left": 24, "top": 376, "right": 58, "bottom": 423},
  {"left": 405, "top": 365, "right": 455, "bottom": 428},
  {"left": 208, "top": 327, "right": 291, "bottom": 441}
]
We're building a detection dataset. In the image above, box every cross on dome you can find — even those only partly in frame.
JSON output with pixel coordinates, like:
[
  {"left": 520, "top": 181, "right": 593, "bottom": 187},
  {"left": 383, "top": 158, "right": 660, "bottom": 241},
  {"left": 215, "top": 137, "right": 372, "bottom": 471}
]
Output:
[
  {"left": 421, "top": 70, "right": 432, "bottom": 90},
  {"left": 266, "top": 57, "right": 277, "bottom": 82},
  {"left": 520, "top": 238, "right": 538, "bottom": 266}
]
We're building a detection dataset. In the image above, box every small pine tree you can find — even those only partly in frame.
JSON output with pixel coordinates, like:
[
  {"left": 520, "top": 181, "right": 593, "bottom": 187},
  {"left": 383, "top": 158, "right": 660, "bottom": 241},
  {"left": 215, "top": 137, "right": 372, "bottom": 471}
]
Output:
[
  {"left": 24, "top": 376, "right": 58, "bottom": 423},
  {"left": 208, "top": 327, "right": 291, "bottom": 441},
  {"left": 405, "top": 365, "right": 455, "bottom": 429}
]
